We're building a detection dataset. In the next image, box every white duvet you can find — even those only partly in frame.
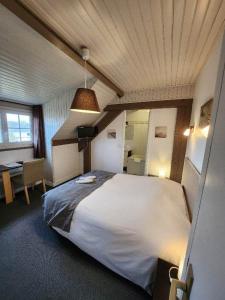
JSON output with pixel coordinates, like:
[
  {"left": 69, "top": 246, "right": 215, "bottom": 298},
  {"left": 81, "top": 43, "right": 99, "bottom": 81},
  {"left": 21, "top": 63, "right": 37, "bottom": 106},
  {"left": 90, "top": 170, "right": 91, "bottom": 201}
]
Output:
[{"left": 55, "top": 174, "right": 190, "bottom": 293}]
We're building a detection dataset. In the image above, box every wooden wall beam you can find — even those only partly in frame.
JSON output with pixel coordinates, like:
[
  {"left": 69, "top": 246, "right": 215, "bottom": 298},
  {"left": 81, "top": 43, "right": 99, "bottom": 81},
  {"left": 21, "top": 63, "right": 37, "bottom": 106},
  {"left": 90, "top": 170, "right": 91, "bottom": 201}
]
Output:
[
  {"left": 1, "top": 0, "right": 124, "bottom": 97},
  {"left": 95, "top": 111, "right": 122, "bottom": 136},
  {"left": 51, "top": 111, "right": 121, "bottom": 150},
  {"left": 105, "top": 99, "right": 193, "bottom": 111},
  {"left": 83, "top": 141, "right": 91, "bottom": 173},
  {"left": 0, "top": 146, "right": 33, "bottom": 152},
  {"left": 170, "top": 106, "right": 192, "bottom": 183},
  {"left": 78, "top": 111, "right": 122, "bottom": 152},
  {"left": 52, "top": 138, "right": 78, "bottom": 146},
  {"left": 51, "top": 100, "right": 192, "bottom": 180}
]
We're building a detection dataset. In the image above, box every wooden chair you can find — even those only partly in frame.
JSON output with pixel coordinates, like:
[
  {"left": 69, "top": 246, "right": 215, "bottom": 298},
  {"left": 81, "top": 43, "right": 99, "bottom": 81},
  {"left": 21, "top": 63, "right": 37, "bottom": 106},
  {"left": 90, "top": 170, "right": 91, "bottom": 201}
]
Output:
[{"left": 12, "top": 158, "right": 46, "bottom": 205}]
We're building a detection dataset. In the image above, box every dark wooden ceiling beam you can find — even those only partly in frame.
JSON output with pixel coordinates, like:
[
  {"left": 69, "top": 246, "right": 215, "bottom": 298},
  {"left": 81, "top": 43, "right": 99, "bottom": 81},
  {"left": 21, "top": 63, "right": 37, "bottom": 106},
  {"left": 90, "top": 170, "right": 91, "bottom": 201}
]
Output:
[
  {"left": 0, "top": 0, "right": 124, "bottom": 97},
  {"left": 104, "top": 99, "right": 193, "bottom": 111},
  {"left": 95, "top": 111, "right": 122, "bottom": 136}
]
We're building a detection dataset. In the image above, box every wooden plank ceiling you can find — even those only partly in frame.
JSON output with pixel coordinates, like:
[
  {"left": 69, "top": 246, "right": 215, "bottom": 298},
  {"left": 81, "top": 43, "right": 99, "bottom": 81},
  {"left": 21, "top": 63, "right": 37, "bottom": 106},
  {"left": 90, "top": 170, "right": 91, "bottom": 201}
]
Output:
[
  {"left": 21, "top": 0, "right": 225, "bottom": 92},
  {"left": 0, "top": 3, "right": 93, "bottom": 104}
]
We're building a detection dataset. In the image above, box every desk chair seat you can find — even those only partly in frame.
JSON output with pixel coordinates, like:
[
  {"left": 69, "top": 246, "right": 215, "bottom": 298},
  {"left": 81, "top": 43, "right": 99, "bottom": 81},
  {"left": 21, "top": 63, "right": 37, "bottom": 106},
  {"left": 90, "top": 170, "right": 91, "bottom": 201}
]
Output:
[{"left": 11, "top": 158, "right": 46, "bottom": 205}]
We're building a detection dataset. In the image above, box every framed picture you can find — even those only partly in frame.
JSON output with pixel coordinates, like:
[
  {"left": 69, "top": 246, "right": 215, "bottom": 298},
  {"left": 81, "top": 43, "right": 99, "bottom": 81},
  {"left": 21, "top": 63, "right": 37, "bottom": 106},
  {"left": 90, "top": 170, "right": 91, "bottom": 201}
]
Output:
[
  {"left": 155, "top": 126, "right": 167, "bottom": 138},
  {"left": 199, "top": 98, "right": 213, "bottom": 128},
  {"left": 107, "top": 129, "right": 116, "bottom": 139}
]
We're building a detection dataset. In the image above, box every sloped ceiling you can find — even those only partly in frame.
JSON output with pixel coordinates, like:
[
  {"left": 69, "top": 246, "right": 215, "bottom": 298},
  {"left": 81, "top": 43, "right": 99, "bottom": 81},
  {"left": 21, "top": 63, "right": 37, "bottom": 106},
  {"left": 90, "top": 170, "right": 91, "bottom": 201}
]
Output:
[
  {"left": 21, "top": 0, "right": 225, "bottom": 92},
  {"left": 0, "top": 4, "right": 92, "bottom": 104},
  {"left": 54, "top": 80, "right": 116, "bottom": 139}
]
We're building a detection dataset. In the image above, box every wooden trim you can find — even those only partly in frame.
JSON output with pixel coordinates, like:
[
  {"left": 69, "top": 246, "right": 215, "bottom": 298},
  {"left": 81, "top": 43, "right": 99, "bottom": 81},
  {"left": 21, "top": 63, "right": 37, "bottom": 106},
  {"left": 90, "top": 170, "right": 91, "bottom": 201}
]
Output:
[
  {"left": 0, "top": 146, "right": 33, "bottom": 152},
  {"left": 83, "top": 141, "right": 91, "bottom": 173},
  {"left": 52, "top": 99, "right": 192, "bottom": 181},
  {"left": 0, "top": 99, "right": 32, "bottom": 109},
  {"left": 52, "top": 138, "right": 78, "bottom": 146},
  {"left": 91, "top": 100, "right": 192, "bottom": 181},
  {"left": 95, "top": 111, "right": 122, "bottom": 136},
  {"left": 0, "top": 0, "right": 124, "bottom": 97},
  {"left": 78, "top": 139, "right": 90, "bottom": 152},
  {"left": 103, "top": 99, "right": 192, "bottom": 183},
  {"left": 104, "top": 99, "right": 193, "bottom": 111},
  {"left": 170, "top": 106, "right": 192, "bottom": 183},
  {"left": 52, "top": 138, "right": 92, "bottom": 152},
  {"left": 51, "top": 110, "right": 121, "bottom": 149}
]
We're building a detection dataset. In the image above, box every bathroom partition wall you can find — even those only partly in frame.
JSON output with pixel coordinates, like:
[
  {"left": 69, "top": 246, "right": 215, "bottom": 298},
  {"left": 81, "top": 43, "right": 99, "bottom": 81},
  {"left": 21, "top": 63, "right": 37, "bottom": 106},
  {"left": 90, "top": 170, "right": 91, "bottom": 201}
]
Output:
[{"left": 145, "top": 108, "right": 177, "bottom": 178}]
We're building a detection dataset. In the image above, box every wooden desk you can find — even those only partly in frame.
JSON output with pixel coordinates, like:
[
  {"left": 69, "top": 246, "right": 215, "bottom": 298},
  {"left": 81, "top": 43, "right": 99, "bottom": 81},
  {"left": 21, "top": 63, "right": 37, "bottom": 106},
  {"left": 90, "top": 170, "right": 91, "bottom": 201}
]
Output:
[{"left": 0, "top": 164, "right": 22, "bottom": 204}]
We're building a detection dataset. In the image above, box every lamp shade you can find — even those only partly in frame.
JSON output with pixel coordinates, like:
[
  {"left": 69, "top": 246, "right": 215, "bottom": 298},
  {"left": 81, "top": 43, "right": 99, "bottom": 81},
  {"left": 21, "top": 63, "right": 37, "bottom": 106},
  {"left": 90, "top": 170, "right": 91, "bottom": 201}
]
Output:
[{"left": 70, "top": 88, "right": 100, "bottom": 113}]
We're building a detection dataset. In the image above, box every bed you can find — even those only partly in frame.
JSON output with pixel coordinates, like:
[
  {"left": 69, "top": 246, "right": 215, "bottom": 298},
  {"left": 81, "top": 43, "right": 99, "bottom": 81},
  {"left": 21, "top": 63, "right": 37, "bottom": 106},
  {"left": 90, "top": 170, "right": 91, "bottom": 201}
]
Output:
[{"left": 43, "top": 171, "right": 190, "bottom": 295}]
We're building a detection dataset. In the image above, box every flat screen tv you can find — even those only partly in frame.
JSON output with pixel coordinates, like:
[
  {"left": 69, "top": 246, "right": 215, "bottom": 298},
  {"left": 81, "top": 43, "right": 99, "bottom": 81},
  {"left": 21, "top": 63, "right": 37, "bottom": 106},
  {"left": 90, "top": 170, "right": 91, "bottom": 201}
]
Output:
[{"left": 76, "top": 126, "right": 98, "bottom": 139}]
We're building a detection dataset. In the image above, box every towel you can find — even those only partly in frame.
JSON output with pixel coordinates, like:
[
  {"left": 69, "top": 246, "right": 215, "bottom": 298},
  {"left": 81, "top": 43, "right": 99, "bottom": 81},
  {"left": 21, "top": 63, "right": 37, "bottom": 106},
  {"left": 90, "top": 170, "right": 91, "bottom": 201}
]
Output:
[
  {"left": 76, "top": 175, "right": 97, "bottom": 184},
  {"left": 76, "top": 178, "right": 95, "bottom": 184},
  {"left": 79, "top": 176, "right": 96, "bottom": 180}
]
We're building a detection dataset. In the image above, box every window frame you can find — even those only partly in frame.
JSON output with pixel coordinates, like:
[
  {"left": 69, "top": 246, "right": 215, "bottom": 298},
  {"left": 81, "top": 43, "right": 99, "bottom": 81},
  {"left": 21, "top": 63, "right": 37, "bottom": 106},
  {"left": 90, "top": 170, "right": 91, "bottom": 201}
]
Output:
[{"left": 0, "top": 106, "right": 33, "bottom": 150}]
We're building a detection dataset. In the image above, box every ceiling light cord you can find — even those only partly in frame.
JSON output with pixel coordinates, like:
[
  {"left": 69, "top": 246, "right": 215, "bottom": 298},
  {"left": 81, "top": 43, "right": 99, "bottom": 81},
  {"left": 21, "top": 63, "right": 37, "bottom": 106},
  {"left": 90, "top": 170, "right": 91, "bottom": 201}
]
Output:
[{"left": 70, "top": 47, "right": 100, "bottom": 113}]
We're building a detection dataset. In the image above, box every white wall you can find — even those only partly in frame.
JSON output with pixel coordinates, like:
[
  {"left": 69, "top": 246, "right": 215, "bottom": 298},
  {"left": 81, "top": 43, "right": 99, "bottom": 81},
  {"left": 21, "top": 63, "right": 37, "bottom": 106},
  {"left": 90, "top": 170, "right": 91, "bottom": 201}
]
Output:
[
  {"left": 186, "top": 36, "right": 223, "bottom": 173},
  {"left": 186, "top": 32, "right": 225, "bottom": 300},
  {"left": 0, "top": 148, "right": 33, "bottom": 164},
  {"left": 92, "top": 112, "right": 126, "bottom": 173},
  {"left": 111, "top": 84, "right": 194, "bottom": 104},
  {"left": 43, "top": 79, "right": 115, "bottom": 185},
  {"left": 52, "top": 144, "right": 83, "bottom": 186},
  {"left": 43, "top": 87, "right": 75, "bottom": 182},
  {"left": 145, "top": 108, "right": 177, "bottom": 178},
  {"left": 125, "top": 110, "right": 149, "bottom": 156}
]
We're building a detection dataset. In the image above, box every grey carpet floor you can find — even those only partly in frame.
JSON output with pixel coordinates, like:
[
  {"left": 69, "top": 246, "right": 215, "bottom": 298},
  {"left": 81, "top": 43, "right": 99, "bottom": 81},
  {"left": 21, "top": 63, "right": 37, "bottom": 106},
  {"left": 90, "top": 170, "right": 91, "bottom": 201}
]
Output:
[{"left": 0, "top": 188, "right": 150, "bottom": 300}]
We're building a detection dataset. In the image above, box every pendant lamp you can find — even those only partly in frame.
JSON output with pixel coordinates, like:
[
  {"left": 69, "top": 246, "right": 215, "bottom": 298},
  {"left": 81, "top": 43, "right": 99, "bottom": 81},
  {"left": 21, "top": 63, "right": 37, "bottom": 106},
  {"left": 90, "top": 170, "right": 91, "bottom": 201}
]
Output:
[{"left": 70, "top": 48, "right": 100, "bottom": 113}]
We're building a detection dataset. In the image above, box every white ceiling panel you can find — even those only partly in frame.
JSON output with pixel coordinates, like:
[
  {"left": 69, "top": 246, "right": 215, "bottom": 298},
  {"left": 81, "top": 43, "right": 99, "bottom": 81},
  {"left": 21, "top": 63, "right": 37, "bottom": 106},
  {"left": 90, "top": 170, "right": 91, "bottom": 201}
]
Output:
[
  {"left": 21, "top": 0, "right": 225, "bottom": 92},
  {"left": 0, "top": 4, "right": 92, "bottom": 105}
]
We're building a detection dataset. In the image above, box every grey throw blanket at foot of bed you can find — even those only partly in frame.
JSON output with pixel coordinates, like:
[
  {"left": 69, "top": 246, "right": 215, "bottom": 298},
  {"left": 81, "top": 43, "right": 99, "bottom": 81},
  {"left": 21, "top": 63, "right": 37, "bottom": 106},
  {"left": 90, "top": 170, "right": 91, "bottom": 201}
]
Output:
[{"left": 43, "top": 170, "right": 115, "bottom": 232}]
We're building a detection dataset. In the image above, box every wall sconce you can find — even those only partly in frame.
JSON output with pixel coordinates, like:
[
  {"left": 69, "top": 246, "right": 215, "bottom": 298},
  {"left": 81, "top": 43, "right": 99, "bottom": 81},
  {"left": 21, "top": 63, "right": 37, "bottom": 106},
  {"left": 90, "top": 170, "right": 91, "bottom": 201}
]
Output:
[
  {"left": 183, "top": 126, "right": 194, "bottom": 137},
  {"left": 158, "top": 169, "right": 166, "bottom": 178},
  {"left": 202, "top": 125, "right": 210, "bottom": 137}
]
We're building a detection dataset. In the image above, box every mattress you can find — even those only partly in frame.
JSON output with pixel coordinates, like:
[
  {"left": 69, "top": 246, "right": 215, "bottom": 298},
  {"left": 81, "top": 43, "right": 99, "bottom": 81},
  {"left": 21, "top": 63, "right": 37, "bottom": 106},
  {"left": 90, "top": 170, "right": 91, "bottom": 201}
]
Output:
[{"left": 53, "top": 173, "right": 190, "bottom": 294}]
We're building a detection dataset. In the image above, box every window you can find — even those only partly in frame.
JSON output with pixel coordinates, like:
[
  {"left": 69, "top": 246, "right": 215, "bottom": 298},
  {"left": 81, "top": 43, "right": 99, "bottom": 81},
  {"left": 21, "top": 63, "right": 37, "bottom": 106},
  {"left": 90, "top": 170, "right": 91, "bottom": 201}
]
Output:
[
  {"left": 6, "top": 113, "right": 32, "bottom": 142},
  {"left": 0, "top": 107, "right": 33, "bottom": 148}
]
